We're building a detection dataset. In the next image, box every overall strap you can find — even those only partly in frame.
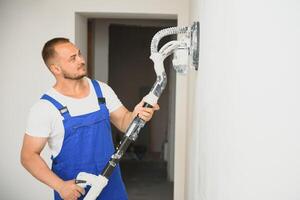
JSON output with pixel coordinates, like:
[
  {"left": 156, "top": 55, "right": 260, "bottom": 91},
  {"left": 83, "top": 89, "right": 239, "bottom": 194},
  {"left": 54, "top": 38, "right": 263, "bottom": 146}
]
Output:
[
  {"left": 91, "top": 80, "right": 106, "bottom": 105},
  {"left": 41, "top": 94, "right": 71, "bottom": 119}
]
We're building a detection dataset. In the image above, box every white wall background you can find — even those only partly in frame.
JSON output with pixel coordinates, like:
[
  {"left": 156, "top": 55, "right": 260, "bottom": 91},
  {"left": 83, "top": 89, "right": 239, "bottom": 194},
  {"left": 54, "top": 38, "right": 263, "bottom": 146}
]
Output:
[
  {"left": 187, "top": 0, "right": 300, "bottom": 199},
  {"left": 0, "top": 0, "right": 189, "bottom": 199}
]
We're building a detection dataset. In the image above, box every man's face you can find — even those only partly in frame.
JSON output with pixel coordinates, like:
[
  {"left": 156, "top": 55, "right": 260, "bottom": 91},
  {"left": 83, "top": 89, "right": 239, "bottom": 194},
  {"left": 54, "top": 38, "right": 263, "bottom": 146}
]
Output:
[{"left": 53, "top": 42, "right": 87, "bottom": 80}]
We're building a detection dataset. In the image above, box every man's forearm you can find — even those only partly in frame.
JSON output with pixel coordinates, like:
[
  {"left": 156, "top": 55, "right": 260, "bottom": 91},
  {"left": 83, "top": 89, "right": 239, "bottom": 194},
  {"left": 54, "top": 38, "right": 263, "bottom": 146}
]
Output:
[
  {"left": 21, "top": 153, "right": 63, "bottom": 193},
  {"left": 121, "top": 111, "right": 135, "bottom": 133}
]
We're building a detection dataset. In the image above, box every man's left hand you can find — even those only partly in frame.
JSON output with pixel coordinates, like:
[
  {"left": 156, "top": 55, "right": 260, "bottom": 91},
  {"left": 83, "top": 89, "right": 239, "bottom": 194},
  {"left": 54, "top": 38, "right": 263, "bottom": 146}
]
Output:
[{"left": 133, "top": 100, "right": 160, "bottom": 122}]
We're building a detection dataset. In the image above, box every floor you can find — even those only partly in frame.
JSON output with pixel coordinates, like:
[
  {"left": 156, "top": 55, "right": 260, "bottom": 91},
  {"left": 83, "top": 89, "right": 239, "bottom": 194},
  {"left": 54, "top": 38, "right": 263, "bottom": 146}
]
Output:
[{"left": 120, "top": 159, "right": 173, "bottom": 200}]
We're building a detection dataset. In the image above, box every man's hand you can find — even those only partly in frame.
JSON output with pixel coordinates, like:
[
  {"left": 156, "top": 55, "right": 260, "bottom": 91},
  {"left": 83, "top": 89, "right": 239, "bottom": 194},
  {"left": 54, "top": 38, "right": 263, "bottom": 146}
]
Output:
[
  {"left": 110, "top": 100, "right": 160, "bottom": 133},
  {"left": 58, "top": 180, "right": 85, "bottom": 200},
  {"left": 133, "top": 100, "right": 160, "bottom": 122}
]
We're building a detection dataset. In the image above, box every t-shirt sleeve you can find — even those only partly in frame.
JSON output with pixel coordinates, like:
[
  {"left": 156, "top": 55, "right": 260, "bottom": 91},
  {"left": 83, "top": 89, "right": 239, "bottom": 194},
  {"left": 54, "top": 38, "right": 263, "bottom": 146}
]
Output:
[
  {"left": 25, "top": 100, "right": 56, "bottom": 137},
  {"left": 98, "top": 81, "right": 123, "bottom": 113}
]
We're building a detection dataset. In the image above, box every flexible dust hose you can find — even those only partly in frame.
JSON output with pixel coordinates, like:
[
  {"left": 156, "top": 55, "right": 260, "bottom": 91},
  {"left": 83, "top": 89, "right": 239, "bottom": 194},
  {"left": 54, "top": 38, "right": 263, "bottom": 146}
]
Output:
[
  {"left": 151, "top": 26, "right": 188, "bottom": 54},
  {"left": 147, "top": 26, "right": 188, "bottom": 103}
]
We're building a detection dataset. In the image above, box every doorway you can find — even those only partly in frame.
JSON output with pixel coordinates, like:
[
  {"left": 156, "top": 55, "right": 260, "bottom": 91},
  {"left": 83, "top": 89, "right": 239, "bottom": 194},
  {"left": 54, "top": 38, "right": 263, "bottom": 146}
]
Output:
[{"left": 87, "top": 18, "right": 177, "bottom": 199}]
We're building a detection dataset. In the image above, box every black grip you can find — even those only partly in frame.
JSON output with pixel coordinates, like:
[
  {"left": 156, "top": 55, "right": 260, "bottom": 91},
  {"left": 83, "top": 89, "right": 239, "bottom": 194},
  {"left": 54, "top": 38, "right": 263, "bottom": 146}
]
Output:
[
  {"left": 143, "top": 102, "right": 153, "bottom": 108},
  {"left": 75, "top": 180, "right": 86, "bottom": 184}
]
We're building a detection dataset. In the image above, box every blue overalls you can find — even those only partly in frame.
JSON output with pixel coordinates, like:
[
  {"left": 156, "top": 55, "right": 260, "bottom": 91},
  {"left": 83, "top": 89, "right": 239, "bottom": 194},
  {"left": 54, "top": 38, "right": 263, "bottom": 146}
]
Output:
[{"left": 41, "top": 80, "right": 128, "bottom": 200}]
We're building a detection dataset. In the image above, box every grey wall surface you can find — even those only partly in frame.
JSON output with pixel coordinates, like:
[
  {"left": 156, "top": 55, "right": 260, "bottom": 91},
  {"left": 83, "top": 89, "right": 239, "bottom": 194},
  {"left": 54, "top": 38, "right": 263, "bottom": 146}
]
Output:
[{"left": 186, "top": 0, "right": 300, "bottom": 199}]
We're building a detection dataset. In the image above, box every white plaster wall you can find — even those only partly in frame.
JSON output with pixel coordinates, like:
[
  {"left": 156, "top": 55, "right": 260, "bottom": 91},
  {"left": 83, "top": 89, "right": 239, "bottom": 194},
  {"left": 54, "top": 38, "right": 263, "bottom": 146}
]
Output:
[
  {"left": 94, "top": 19, "right": 109, "bottom": 83},
  {"left": 0, "top": 0, "right": 188, "bottom": 199},
  {"left": 187, "top": 0, "right": 300, "bottom": 199},
  {"left": 75, "top": 14, "right": 88, "bottom": 60}
]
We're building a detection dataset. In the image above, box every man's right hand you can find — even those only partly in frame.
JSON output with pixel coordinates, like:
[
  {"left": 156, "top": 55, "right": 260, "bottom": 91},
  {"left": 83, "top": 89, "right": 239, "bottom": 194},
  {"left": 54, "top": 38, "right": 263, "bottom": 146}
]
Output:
[
  {"left": 58, "top": 180, "right": 85, "bottom": 200},
  {"left": 20, "top": 134, "right": 85, "bottom": 200}
]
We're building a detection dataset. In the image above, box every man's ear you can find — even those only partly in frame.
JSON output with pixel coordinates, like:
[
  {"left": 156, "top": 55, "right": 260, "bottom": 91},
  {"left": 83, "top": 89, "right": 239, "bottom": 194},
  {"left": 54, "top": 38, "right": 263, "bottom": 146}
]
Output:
[{"left": 49, "top": 63, "right": 61, "bottom": 75}]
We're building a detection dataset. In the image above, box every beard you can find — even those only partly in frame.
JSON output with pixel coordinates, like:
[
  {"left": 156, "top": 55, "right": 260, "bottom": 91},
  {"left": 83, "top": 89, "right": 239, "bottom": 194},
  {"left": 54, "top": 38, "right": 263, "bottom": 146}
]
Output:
[{"left": 62, "top": 66, "right": 87, "bottom": 80}]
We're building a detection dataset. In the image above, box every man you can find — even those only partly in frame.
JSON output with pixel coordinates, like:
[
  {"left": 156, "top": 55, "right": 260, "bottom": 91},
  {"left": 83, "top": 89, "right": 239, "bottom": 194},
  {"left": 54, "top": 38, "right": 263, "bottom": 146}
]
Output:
[{"left": 20, "top": 38, "right": 159, "bottom": 200}]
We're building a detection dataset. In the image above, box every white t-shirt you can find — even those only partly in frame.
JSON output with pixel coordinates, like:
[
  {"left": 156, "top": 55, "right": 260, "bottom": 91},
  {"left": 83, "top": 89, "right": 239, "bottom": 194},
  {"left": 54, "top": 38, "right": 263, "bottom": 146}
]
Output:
[{"left": 26, "top": 78, "right": 122, "bottom": 157}]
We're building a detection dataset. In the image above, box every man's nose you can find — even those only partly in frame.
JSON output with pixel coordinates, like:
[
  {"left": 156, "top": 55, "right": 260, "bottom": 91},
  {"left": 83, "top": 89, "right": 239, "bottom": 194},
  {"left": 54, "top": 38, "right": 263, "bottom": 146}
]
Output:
[{"left": 78, "top": 55, "right": 85, "bottom": 64}]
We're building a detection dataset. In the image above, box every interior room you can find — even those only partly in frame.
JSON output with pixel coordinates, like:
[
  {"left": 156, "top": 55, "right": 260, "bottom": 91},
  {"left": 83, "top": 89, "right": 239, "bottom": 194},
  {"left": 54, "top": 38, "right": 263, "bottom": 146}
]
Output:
[{"left": 1, "top": 0, "right": 300, "bottom": 200}]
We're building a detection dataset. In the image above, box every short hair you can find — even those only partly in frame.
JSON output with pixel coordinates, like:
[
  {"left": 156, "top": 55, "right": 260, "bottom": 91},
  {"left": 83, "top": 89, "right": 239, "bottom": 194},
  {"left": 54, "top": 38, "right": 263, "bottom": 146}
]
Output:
[{"left": 42, "top": 37, "right": 70, "bottom": 67}]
